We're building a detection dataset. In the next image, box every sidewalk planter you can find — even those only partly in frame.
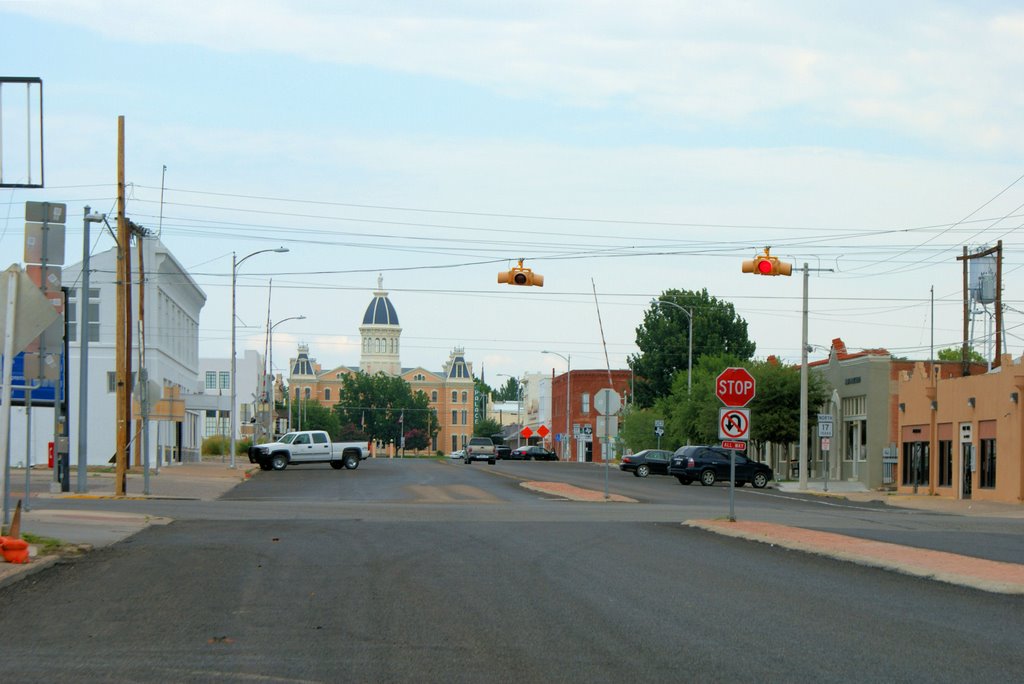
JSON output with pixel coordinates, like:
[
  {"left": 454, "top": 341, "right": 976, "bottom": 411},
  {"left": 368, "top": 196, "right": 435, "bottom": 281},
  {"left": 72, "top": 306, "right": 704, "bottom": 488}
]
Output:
[{"left": 1, "top": 538, "right": 29, "bottom": 564}]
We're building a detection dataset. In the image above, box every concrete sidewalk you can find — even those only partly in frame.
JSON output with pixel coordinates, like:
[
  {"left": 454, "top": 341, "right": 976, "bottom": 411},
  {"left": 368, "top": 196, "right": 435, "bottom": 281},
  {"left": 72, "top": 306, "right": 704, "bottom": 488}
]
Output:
[
  {"left": 0, "top": 461, "right": 256, "bottom": 590},
  {"left": 775, "top": 479, "right": 1024, "bottom": 518}
]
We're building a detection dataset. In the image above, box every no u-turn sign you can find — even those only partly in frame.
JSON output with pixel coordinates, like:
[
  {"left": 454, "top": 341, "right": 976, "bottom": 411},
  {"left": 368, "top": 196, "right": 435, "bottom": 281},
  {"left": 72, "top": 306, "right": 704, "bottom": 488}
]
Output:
[{"left": 718, "top": 408, "right": 751, "bottom": 441}]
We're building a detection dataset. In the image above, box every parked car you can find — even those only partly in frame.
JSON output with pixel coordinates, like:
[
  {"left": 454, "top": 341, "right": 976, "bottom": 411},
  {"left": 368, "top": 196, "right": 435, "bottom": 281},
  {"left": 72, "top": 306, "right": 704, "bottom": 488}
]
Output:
[
  {"left": 509, "top": 445, "right": 558, "bottom": 461},
  {"left": 668, "top": 445, "right": 772, "bottom": 488},
  {"left": 619, "top": 449, "right": 675, "bottom": 477},
  {"left": 448, "top": 449, "right": 465, "bottom": 459},
  {"left": 495, "top": 445, "right": 511, "bottom": 460}
]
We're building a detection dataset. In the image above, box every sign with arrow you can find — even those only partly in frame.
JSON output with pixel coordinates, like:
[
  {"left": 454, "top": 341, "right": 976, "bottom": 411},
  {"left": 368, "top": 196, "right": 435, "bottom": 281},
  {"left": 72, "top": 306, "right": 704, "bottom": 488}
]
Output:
[{"left": 718, "top": 407, "right": 751, "bottom": 441}]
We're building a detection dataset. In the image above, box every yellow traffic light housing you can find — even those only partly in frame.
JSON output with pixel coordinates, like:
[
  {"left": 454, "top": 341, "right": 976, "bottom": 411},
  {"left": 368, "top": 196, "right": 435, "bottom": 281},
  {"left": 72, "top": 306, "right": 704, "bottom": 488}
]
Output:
[
  {"left": 742, "top": 247, "right": 792, "bottom": 276},
  {"left": 498, "top": 259, "right": 544, "bottom": 287}
]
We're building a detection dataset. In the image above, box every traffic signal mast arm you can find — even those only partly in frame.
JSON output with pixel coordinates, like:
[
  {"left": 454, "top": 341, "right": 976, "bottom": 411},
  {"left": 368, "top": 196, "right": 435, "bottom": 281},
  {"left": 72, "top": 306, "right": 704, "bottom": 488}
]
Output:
[
  {"left": 498, "top": 258, "right": 544, "bottom": 287},
  {"left": 742, "top": 246, "right": 792, "bottom": 276}
]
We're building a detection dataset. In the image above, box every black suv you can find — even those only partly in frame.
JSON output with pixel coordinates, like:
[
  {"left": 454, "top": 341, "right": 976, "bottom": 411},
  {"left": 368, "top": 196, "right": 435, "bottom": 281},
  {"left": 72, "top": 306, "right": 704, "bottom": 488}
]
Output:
[{"left": 668, "top": 445, "right": 772, "bottom": 488}]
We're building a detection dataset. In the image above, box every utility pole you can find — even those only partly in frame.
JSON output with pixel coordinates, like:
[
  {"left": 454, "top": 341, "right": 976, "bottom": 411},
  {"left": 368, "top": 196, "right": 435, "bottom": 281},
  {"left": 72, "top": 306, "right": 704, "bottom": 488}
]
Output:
[{"left": 114, "top": 116, "right": 129, "bottom": 496}]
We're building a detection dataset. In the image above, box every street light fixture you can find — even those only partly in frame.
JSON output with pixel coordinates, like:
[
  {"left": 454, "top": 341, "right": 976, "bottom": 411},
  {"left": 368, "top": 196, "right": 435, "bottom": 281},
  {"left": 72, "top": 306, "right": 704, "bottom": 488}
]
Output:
[
  {"left": 231, "top": 247, "right": 288, "bottom": 468},
  {"left": 651, "top": 298, "right": 693, "bottom": 396},
  {"left": 267, "top": 314, "right": 305, "bottom": 439},
  {"left": 542, "top": 350, "right": 571, "bottom": 462}
]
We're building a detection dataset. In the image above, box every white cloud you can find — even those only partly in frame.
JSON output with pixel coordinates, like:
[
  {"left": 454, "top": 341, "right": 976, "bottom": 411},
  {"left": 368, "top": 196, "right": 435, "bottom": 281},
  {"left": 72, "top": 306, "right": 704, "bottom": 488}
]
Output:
[{"left": 9, "top": 1, "right": 1024, "bottom": 155}]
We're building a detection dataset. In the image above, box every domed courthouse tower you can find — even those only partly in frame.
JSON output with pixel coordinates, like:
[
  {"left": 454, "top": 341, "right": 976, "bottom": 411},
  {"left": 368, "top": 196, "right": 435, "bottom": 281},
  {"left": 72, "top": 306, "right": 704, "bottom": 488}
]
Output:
[{"left": 359, "top": 275, "right": 402, "bottom": 376}]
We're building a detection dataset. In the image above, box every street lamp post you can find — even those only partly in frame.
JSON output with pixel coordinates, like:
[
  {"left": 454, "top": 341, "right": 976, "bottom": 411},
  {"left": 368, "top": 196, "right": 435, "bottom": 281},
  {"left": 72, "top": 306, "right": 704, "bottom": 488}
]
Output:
[
  {"left": 651, "top": 298, "right": 692, "bottom": 396},
  {"left": 267, "top": 314, "right": 305, "bottom": 440},
  {"left": 542, "top": 350, "right": 571, "bottom": 461},
  {"left": 231, "top": 247, "right": 288, "bottom": 468}
]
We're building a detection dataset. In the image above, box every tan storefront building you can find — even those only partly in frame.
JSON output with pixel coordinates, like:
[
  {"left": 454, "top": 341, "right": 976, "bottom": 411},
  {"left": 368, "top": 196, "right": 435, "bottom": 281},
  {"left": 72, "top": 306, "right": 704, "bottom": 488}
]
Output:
[{"left": 898, "top": 355, "right": 1024, "bottom": 504}]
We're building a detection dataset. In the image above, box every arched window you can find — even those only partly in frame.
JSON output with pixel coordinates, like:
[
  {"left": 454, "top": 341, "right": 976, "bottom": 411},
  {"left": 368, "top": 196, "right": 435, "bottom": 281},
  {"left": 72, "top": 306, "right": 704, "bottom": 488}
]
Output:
[
  {"left": 452, "top": 391, "right": 457, "bottom": 403},
  {"left": 294, "top": 387, "right": 299, "bottom": 400},
  {"left": 324, "top": 388, "right": 331, "bottom": 401},
  {"left": 461, "top": 391, "right": 468, "bottom": 403},
  {"left": 304, "top": 387, "right": 311, "bottom": 400},
  {"left": 431, "top": 390, "right": 438, "bottom": 402}
]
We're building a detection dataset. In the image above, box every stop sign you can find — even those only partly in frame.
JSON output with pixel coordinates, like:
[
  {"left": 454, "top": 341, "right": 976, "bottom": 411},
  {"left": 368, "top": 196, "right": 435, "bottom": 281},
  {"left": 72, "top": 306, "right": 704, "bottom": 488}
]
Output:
[{"left": 716, "top": 367, "right": 756, "bottom": 407}]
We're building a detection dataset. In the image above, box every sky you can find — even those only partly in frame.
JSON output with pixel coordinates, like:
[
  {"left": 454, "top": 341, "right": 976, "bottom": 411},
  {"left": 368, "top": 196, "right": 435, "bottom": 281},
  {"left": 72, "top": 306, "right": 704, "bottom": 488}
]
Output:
[{"left": 2, "top": 1, "right": 1024, "bottom": 385}]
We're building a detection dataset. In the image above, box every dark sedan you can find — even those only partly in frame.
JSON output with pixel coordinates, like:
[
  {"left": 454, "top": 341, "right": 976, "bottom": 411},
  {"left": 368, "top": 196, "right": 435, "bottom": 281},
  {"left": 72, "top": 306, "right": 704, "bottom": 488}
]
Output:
[
  {"left": 619, "top": 449, "right": 675, "bottom": 477},
  {"left": 668, "top": 445, "right": 772, "bottom": 488},
  {"left": 509, "top": 445, "right": 558, "bottom": 461}
]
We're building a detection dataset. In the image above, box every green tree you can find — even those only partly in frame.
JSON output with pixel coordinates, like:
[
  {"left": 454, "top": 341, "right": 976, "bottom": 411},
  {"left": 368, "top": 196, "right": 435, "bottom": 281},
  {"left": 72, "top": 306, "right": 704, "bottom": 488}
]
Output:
[
  {"left": 289, "top": 400, "right": 341, "bottom": 438},
  {"left": 629, "top": 289, "right": 755, "bottom": 407},
  {"left": 747, "top": 359, "right": 828, "bottom": 446},
  {"left": 473, "top": 417, "right": 502, "bottom": 439},
  {"left": 659, "top": 353, "right": 827, "bottom": 448},
  {"left": 332, "top": 373, "right": 439, "bottom": 447},
  {"left": 493, "top": 376, "right": 520, "bottom": 401},
  {"left": 620, "top": 405, "right": 672, "bottom": 452},
  {"left": 937, "top": 346, "right": 985, "bottom": 363}
]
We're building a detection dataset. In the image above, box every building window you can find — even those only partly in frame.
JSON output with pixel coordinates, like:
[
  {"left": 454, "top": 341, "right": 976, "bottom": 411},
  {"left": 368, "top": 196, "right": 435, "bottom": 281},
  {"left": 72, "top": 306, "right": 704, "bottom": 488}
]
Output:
[
  {"left": 324, "top": 388, "right": 331, "bottom": 401},
  {"left": 452, "top": 390, "right": 457, "bottom": 403},
  {"left": 205, "top": 371, "right": 217, "bottom": 390},
  {"left": 294, "top": 386, "right": 300, "bottom": 400},
  {"left": 938, "top": 440, "right": 953, "bottom": 487},
  {"left": 452, "top": 435, "right": 458, "bottom": 452},
  {"left": 461, "top": 410, "right": 467, "bottom": 425},
  {"left": 461, "top": 391, "right": 468, "bottom": 403},
  {"left": 304, "top": 387, "right": 311, "bottom": 400},
  {"left": 431, "top": 391, "right": 438, "bottom": 402},
  {"left": 582, "top": 392, "right": 590, "bottom": 414},
  {"left": 451, "top": 410, "right": 457, "bottom": 424},
  {"left": 901, "top": 441, "right": 929, "bottom": 486},
  {"left": 980, "top": 438, "right": 996, "bottom": 489},
  {"left": 67, "top": 288, "right": 100, "bottom": 343},
  {"left": 219, "top": 372, "right": 230, "bottom": 390}
]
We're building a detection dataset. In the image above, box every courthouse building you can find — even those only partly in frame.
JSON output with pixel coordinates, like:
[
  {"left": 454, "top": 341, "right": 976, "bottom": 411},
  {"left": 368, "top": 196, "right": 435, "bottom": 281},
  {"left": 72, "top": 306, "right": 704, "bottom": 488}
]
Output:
[{"left": 287, "top": 276, "right": 476, "bottom": 454}]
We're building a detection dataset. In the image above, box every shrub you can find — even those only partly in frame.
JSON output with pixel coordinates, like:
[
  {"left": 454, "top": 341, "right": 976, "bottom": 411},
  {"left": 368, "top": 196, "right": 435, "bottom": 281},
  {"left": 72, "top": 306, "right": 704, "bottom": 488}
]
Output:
[{"left": 202, "top": 435, "right": 228, "bottom": 456}]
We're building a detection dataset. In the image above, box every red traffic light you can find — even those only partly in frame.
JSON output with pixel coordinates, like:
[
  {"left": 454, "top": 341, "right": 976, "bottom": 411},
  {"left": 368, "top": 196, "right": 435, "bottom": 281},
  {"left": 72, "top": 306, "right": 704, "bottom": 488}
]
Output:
[{"left": 742, "top": 248, "right": 792, "bottom": 277}]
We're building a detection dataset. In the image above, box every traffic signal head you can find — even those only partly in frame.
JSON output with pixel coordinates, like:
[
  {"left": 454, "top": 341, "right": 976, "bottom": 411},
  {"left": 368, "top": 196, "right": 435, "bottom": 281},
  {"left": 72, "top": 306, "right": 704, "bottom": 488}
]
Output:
[
  {"left": 742, "top": 248, "right": 792, "bottom": 276},
  {"left": 498, "top": 259, "right": 544, "bottom": 286}
]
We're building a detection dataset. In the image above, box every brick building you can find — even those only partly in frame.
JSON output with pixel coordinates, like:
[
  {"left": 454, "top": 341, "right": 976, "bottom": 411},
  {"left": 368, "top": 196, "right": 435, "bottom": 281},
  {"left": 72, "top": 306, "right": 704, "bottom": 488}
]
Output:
[{"left": 549, "top": 369, "right": 632, "bottom": 462}]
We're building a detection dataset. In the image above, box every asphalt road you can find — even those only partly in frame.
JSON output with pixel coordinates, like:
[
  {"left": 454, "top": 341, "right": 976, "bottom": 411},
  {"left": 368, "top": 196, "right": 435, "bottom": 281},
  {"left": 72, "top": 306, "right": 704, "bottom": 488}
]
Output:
[{"left": 2, "top": 459, "right": 1022, "bottom": 682}]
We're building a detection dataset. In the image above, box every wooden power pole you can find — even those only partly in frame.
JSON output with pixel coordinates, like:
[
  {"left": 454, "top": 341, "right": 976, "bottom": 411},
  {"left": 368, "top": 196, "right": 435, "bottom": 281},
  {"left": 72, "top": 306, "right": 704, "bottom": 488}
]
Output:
[{"left": 115, "top": 116, "right": 131, "bottom": 495}]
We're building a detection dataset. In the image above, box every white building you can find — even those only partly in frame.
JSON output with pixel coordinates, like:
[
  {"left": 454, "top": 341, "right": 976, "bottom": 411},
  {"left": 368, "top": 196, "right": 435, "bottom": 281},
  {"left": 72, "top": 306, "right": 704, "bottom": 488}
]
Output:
[
  {"left": 194, "top": 350, "right": 265, "bottom": 441},
  {"left": 9, "top": 238, "right": 207, "bottom": 467}
]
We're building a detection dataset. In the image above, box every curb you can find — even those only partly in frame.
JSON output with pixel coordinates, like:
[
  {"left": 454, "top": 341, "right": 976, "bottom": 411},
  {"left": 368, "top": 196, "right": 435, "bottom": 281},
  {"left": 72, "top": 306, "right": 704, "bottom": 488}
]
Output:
[
  {"left": 687, "top": 518, "right": 1024, "bottom": 595},
  {"left": 0, "top": 555, "right": 61, "bottom": 591}
]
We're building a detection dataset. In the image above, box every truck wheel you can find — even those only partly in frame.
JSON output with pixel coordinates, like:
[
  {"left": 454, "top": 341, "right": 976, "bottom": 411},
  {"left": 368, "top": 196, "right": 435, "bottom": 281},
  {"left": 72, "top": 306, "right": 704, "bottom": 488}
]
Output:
[
  {"left": 330, "top": 461, "right": 344, "bottom": 470},
  {"left": 343, "top": 454, "right": 359, "bottom": 470},
  {"left": 488, "top": 457, "right": 496, "bottom": 465},
  {"left": 259, "top": 463, "right": 272, "bottom": 471},
  {"left": 271, "top": 454, "right": 288, "bottom": 471}
]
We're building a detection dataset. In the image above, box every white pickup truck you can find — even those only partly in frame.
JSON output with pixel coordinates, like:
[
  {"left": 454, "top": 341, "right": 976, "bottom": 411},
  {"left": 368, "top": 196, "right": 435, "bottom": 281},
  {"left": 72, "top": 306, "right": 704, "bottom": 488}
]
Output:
[
  {"left": 248, "top": 430, "right": 369, "bottom": 471},
  {"left": 464, "top": 436, "right": 497, "bottom": 465}
]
